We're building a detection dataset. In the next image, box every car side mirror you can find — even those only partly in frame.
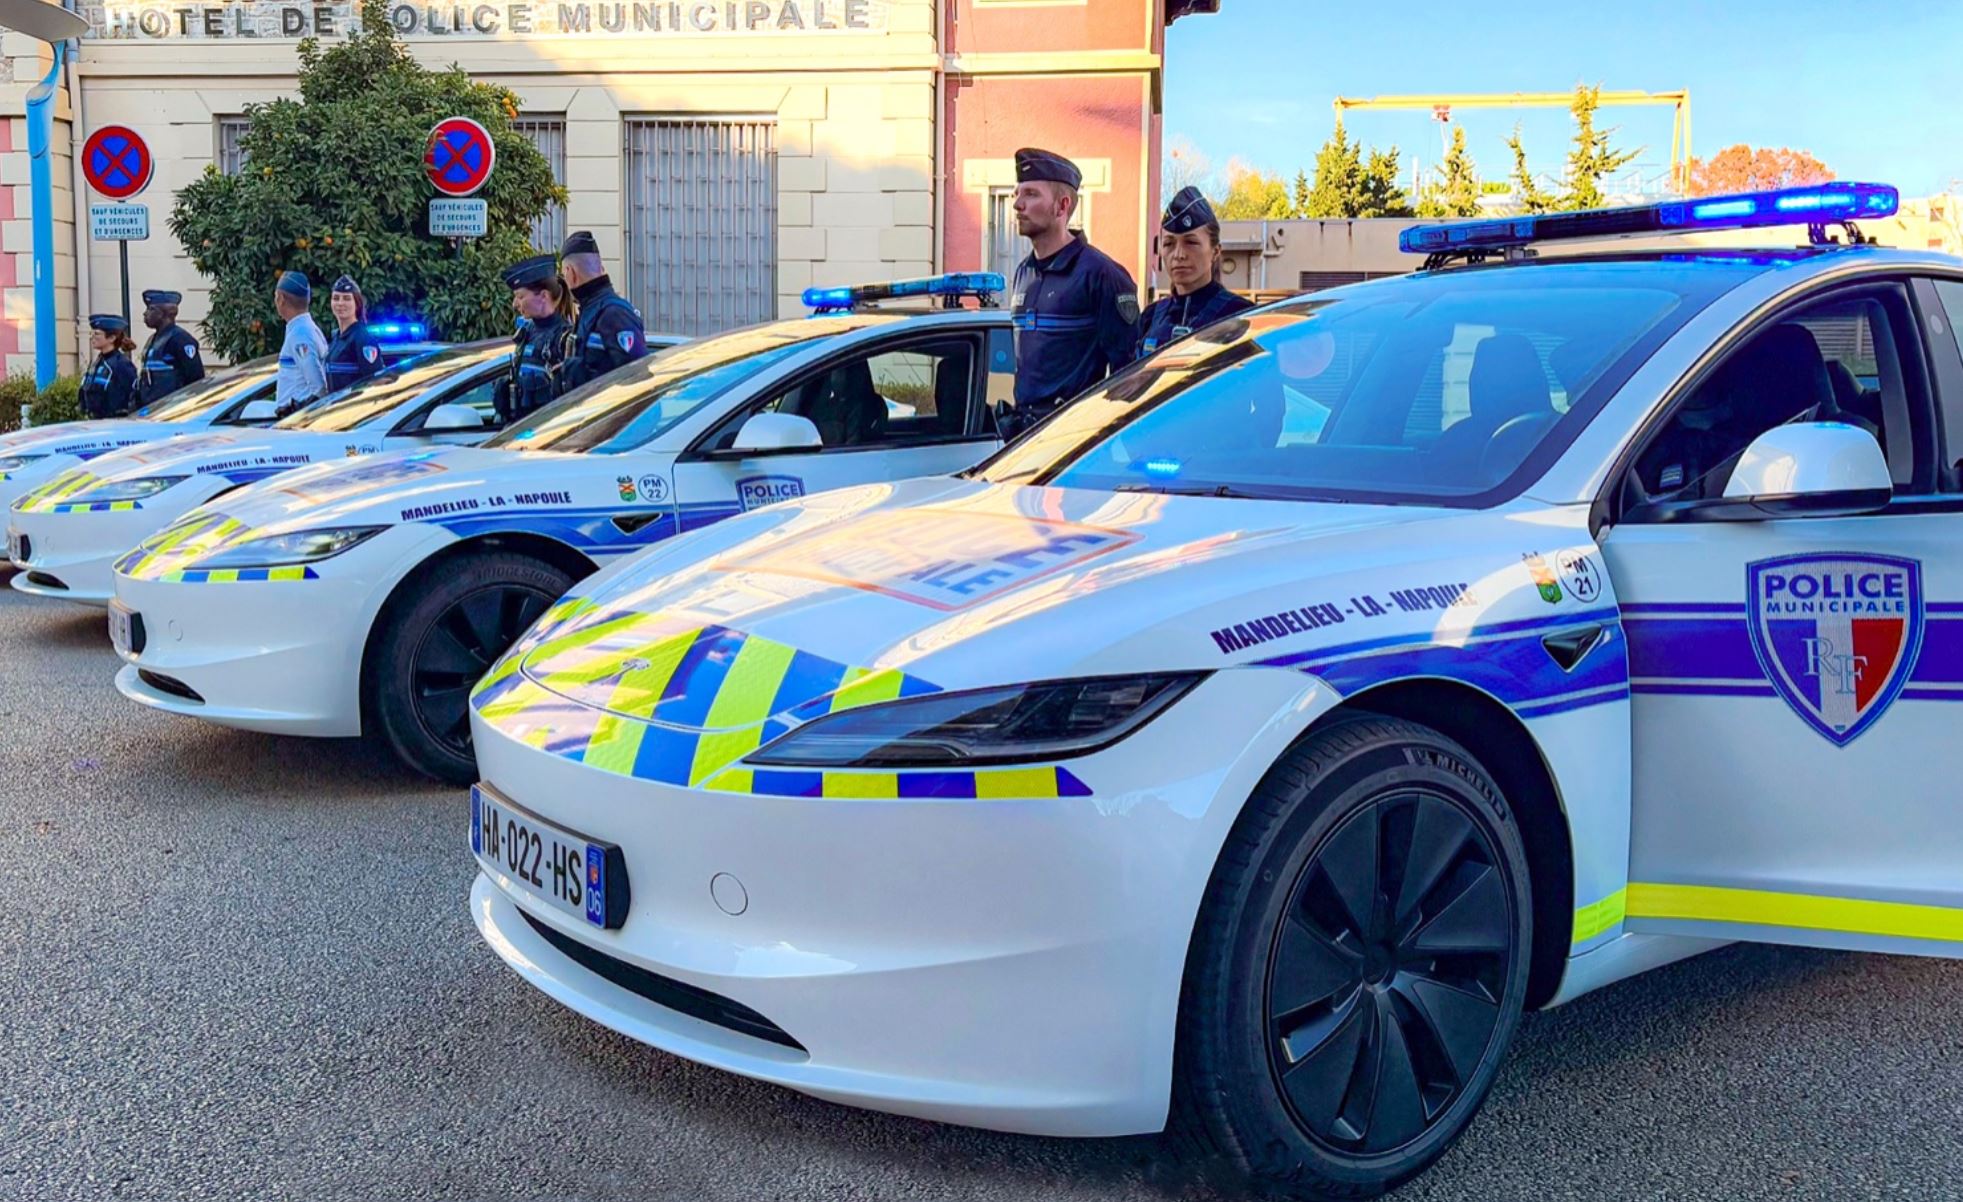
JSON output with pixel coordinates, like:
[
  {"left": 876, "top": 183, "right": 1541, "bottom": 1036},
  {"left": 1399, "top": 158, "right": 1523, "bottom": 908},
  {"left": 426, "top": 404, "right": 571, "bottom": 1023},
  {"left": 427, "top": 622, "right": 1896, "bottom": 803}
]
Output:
[
  {"left": 726, "top": 412, "right": 823, "bottom": 456},
  {"left": 421, "top": 403, "right": 485, "bottom": 433},
  {"left": 238, "top": 399, "right": 279, "bottom": 422},
  {"left": 1628, "top": 421, "right": 1892, "bottom": 524}
]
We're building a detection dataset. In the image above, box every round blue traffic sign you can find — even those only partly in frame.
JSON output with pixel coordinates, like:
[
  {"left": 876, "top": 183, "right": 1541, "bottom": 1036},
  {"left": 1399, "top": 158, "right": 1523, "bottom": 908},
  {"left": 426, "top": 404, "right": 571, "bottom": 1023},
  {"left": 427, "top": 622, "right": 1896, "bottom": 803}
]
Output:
[{"left": 424, "top": 117, "right": 496, "bottom": 198}]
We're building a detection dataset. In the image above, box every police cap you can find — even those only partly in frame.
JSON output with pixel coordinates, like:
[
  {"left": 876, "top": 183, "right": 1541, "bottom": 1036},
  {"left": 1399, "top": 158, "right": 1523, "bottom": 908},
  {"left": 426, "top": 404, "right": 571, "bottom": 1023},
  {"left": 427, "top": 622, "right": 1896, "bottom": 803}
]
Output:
[
  {"left": 1161, "top": 186, "right": 1218, "bottom": 235},
  {"left": 560, "top": 230, "right": 600, "bottom": 257},
  {"left": 88, "top": 313, "right": 130, "bottom": 334},
  {"left": 331, "top": 274, "right": 359, "bottom": 294},
  {"left": 1014, "top": 148, "right": 1082, "bottom": 190},
  {"left": 276, "top": 271, "right": 311, "bottom": 302},
  {"left": 141, "top": 290, "right": 182, "bottom": 306},
  {"left": 502, "top": 254, "right": 559, "bottom": 290}
]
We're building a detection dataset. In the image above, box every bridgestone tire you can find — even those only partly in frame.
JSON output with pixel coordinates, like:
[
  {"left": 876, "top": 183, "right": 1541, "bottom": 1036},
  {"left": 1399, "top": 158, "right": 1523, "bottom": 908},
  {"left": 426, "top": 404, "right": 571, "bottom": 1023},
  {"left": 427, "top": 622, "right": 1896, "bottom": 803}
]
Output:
[
  {"left": 1171, "top": 716, "right": 1533, "bottom": 1199},
  {"left": 368, "top": 551, "right": 572, "bottom": 785}
]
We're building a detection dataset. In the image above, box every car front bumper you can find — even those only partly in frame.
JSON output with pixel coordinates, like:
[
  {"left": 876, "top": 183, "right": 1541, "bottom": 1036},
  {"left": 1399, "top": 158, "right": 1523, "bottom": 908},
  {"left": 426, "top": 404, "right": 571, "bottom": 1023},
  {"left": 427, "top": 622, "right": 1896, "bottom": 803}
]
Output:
[
  {"left": 109, "top": 524, "right": 450, "bottom": 736},
  {"left": 7, "top": 501, "right": 172, "bottom": 604},
  {"left": 467, "top": 668, "right": 1318, "bottom": 1137}
]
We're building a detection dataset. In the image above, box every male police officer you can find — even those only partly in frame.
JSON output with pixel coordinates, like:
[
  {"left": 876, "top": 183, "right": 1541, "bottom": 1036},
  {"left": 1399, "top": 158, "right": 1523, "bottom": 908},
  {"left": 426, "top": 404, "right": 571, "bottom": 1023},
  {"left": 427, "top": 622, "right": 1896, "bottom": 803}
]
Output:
[
  {"left": 271, "top": 271, "right": 329, "bottom": 418},
  {"left": 1004, "top": 148, "right": 1139, "bottom": 437},
  {"left": 558, "top": 230, "right": 649, "bottom": 390},
  {"left": 135, "top": 289, "right": 205, "bottom": 407},
  {"left": 1135, "top": 186, "right": 1253, "bottom": 362}
]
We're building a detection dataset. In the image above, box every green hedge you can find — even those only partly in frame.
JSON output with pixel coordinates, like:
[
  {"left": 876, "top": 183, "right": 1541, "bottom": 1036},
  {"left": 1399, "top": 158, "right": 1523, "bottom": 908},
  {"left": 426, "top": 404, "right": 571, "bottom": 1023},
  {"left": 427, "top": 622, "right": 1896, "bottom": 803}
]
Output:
[
  {"left": 0, "top": 372, "right": 32, "bottom": 434},
  {"left": 0, "top": 373, "right": 87, "bottom": 432}
]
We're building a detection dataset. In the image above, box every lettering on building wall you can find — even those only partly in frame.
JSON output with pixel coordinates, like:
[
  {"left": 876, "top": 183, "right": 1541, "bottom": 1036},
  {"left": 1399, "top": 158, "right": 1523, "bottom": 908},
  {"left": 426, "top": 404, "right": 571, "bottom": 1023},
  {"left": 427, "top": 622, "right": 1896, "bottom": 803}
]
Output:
[{"left": 87, "top": 0, "right": 886, "bottom": 38}]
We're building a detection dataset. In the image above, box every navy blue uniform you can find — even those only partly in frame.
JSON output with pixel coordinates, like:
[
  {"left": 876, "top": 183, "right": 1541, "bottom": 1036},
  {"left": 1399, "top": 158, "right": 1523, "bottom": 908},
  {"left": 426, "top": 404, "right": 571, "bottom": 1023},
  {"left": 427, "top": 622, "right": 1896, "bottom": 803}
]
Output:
[
  {"left": 565, "top": 276, "right": 649, "bottom": 390},
  {"left": 81, "top": 350, "right": 138, "bottom": 419},
  {"left": 137, "top": 324, "right": 204, "bottom": 406},
  {"left": 323, "top": 322, "right": 385, "bottom": 395},
  {"left": 1134, "top": 281, "right": 1254, "bottom": 362},
  {"left": 1009, "top": 233, "right": 1139, "bottom": 433},
  {"left": 493, "top": 314, "right": 578, "bottom": 425}
]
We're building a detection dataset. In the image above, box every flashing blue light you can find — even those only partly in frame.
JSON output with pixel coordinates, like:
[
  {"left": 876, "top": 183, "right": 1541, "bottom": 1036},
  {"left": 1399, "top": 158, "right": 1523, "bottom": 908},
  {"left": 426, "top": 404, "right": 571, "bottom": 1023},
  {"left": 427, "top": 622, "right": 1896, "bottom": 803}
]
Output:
[
  {"left": 1143, "top": 457, "right": 1184, "bottom": 477},
  {"left": 1399, "top": 182, "right": 1901, "bottom": 257},
  {"left": 803, "top": 272, "right": 1008, "bottom": 313},
  {"left": 366, "top": 320, "right": 429, "bottom": 343}
]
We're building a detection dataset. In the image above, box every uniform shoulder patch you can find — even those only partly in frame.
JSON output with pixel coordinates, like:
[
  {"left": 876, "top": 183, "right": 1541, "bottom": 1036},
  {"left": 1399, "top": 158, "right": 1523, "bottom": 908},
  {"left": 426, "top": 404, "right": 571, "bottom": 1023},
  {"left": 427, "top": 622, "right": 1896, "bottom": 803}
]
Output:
[
  {"left": 618, "top": 330, "right": 640, "bottom": 353},
  {"left": 1115, "top": 294, "right": 1140, "bottom": 326},
  {"left": 363, "top": 346, "right": 379, "bottom": 363},
  {"left": 184, "top": 341, "right": 197, "bottom": 357}
]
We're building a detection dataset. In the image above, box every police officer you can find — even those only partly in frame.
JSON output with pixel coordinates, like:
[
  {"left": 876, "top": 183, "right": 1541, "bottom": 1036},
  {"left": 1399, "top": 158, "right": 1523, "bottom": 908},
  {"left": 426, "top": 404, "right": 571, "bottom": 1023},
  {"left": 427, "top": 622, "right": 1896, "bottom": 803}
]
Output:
[
  {"left": 558, "top": 230, "right": 649, "bottom": 390},
  {"left": 323, "top": 275, "right": 385, "bottom": 395},
  {"left": 80, "top": 314, "right": 139, "bottom": 419},
  {"left": 135, "top": 289, "right": 205, "bottom": 407},
  {"left": 493, "top": 254, "right": 579, "bottom": 425},
  {"left": 1003, "top": 147, "right": 1140, "bottom": 437},
  {"left": 271, "top": 271, "right": 329, "bottom": 418},
  {"left": 1135, "top": 187, "right": 1253, "bottom": 362}
]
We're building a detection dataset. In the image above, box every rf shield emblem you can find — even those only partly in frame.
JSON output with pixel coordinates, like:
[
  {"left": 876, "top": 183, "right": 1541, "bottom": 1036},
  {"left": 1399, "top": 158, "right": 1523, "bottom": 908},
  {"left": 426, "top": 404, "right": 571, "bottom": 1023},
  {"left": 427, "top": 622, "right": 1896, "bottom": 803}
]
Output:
[{"left": 1745, "top": 553, "right": 1925, "bottom": 747}]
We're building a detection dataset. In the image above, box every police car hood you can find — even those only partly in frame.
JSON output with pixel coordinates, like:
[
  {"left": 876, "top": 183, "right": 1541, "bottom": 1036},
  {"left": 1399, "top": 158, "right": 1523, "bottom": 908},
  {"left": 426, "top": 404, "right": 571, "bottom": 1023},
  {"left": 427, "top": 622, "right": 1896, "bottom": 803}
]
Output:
[
  {"left": 0, "top": 419, "right": 189, "bottom": 460},
  {"left": 55, "top": 429, "right": 380, "bottom": 488},
  {"left": 489, "top": 476, "right": 1506, "bottom": 733},
  {"left": 200, "top": 444, "right": 572, "bottom": 532}
]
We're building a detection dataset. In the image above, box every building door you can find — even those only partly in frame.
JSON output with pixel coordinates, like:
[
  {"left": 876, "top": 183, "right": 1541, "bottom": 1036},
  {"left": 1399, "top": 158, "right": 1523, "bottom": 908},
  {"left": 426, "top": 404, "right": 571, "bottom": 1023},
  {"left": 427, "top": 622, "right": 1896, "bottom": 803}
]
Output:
[{"left": 625, "top": 118, "right": 777, "bottom": 338}]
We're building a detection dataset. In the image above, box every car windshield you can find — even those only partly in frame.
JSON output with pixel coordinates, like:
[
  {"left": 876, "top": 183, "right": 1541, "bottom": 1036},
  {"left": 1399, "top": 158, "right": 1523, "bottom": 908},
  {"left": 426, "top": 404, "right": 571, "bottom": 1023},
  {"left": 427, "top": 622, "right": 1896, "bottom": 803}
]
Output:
[
  {"left": 975, "top": 261, "right": 1751, "bottom": 506},
  {"left": 278, "top": 345, "right": 493, "bottom": 434},
  {"left": 136, "top": 358, "right": 277, "bottom": 423},
  {"left": 486, "top": 319, "right": 876, "bottom": 454}
]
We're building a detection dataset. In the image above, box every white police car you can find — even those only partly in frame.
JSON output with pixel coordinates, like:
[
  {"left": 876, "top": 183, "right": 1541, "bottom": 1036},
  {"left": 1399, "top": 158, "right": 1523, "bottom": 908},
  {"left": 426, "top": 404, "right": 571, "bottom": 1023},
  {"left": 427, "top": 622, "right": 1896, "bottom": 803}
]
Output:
[
  {"left": 462, "top": 186, "right": 1963, "bottom": 1198},
  {"left": 110, "top": 276, "right": 1012, "bottom": 783},
  {"left": 0, "top": 359, "right": 282, "bottom": 518},
  {"left": 3, "top": 340, "right": 550, "bottom": 604}
]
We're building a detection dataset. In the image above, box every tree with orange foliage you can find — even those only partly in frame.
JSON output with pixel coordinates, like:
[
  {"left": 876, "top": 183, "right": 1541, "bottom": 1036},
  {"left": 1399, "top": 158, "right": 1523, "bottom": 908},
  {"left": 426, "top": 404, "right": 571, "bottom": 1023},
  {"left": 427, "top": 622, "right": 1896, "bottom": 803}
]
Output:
[{"left": 1687, "top": 144, "right": 1835, "bottom": 196}]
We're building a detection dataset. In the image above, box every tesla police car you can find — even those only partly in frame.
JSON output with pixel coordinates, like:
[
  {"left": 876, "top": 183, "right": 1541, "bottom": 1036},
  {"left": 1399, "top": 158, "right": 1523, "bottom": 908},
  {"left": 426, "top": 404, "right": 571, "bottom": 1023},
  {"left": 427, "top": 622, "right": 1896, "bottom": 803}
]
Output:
[
  {"left": 0, "top": 325, "right": 443, "bottom": 520},
  {"left": 463, "top": 186, "right": 1963, "bottom": 1199},
  {"left": 109, "top": 276, "right": 1012, "bottom": 784},
  {"left": 6, "top": 339, "right": 533, "bottom": 604}
]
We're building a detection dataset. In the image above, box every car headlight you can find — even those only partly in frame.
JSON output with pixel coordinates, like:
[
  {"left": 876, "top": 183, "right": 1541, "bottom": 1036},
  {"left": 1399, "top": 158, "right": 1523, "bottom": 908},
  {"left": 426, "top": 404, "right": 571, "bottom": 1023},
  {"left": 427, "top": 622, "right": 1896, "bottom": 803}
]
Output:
[
  {"left": 0, "top": 454, "right": 48, "bottom": 472},
  {"left": 747, "top": 672, "right": 1205, "bottom": 768},
  {"left": 74, "top": 475, "right": 188, "bottom": 503},
  {"left": 193, "top": 526, "right": 389, "bottom": 570}
]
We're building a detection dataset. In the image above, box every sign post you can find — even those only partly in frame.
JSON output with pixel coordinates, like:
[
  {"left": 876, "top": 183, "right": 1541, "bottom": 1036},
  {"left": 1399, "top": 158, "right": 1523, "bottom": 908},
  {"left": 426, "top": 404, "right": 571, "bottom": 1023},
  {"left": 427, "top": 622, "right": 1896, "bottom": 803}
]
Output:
[
  {"left": 424, "top": 117, "right": 495, "bottom": 250},
  {"left": 81, "top": 124, "right": 154, "bottom": 325}
]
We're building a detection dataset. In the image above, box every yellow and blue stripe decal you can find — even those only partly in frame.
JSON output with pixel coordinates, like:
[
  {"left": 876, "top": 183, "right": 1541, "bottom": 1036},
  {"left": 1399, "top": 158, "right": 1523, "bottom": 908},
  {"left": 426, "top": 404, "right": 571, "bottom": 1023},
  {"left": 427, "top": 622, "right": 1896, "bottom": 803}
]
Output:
[
  {"left": 117, "top": 513, "right": 261, "bottom": 580},
  {"left": 471, "top": 618, "right": 1093, "bottom": 799},
  {"left": 153, "top": 566, "right": 318, "bottom": 584},
  {"left": 15, "top": 470, "right": 100, "bottom": 512},
  {"left": 45, "top": 500, "right": 141, "bottom": 513}
]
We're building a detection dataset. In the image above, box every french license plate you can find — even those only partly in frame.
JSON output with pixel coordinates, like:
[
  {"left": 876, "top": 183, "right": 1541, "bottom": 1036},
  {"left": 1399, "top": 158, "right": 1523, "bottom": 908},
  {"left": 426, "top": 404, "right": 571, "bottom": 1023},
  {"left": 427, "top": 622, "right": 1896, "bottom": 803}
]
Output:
[
  {"left": 4, "top": 527, "right": 20, "bottom": 563},
  {"left": 108, "top": 601, "right": 136, "bottom": 657},
  {"left": 471, "top": 784, "right": 628, "bottom": 929}
]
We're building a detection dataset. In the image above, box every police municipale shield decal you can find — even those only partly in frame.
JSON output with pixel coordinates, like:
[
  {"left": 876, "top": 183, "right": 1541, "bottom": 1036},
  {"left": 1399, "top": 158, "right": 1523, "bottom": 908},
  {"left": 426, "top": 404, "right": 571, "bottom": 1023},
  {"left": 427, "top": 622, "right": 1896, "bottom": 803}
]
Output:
[{"left": 1745, "top": 553, "right": 1925, "bottom": 747}]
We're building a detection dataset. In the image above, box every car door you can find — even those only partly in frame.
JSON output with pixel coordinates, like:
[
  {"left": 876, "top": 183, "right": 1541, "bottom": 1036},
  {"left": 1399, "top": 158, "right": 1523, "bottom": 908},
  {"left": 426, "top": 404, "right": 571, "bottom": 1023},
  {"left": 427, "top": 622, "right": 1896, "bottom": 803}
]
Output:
[
  {"left": 1599, "top": 278, "right": 1963, "bottom": 956},
  {"left": 383, "top": 368, "right": 502, "bottom": 449},
  {"left": 669, "top": 330, "right": 1002, "bottom": 529}
]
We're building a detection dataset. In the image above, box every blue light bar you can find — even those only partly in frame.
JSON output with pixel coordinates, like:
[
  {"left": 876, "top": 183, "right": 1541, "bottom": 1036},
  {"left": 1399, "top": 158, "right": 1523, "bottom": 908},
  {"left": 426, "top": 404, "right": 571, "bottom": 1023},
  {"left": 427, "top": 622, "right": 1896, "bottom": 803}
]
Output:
[
  {"left": 366, "top": 320, "right": 429, "bottom": 343},
  {"left": 1399, "top": 182, "right": 1900, "bottom": 256},
  {"left": 802, "top": 272, "right": 1008, "bottom": 313}
]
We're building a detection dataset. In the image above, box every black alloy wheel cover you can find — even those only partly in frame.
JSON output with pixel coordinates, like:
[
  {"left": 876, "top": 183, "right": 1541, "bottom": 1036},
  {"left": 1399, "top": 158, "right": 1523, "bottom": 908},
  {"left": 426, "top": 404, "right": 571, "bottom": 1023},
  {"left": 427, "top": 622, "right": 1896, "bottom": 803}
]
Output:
[
  {"left": 409, "top": 583, "right": 554, "bottom": 754},
  {"left": 1264, "top": 787, "right": 1515, "bottom": 1157}
]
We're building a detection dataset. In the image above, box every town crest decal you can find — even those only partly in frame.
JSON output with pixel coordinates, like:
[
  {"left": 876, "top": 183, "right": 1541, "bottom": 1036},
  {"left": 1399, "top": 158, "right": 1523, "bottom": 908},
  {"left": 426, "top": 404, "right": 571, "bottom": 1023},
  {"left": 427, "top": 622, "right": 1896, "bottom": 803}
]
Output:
[{"left": 1745, "top": 553, "right": 1924, "bottom": 747}]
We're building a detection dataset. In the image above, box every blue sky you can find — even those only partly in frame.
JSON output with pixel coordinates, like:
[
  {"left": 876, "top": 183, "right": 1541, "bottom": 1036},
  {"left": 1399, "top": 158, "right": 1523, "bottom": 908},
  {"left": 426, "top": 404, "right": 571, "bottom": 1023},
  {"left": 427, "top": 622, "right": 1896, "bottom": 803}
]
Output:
[{"left": 1165, "top": 0, "right": 1963, "bottom": 197}]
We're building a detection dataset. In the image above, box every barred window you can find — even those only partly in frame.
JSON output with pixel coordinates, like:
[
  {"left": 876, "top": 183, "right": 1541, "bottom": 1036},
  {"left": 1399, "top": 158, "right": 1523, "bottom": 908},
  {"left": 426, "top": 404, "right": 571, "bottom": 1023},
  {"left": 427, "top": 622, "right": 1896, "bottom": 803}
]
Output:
[
  {"left": 216, "top": 117, "right": 250, "bottom": 176},
  {"left": 512, "top": 115, "right": 567, "bottom": 253}
]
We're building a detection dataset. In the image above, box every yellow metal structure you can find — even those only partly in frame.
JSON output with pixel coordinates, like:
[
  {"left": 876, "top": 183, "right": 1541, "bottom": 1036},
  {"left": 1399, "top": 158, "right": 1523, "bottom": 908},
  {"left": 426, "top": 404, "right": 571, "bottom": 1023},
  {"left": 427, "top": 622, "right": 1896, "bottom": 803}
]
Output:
[{"left": 1333, "top": 91, "right": 1692, "bottom": 193}]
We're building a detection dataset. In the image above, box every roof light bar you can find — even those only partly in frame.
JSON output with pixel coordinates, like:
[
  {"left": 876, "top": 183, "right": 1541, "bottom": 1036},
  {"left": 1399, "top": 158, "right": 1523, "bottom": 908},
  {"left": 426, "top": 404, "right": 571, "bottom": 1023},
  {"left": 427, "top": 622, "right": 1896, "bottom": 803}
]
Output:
[
  {"left": 366, "top": 320, "right": 429, "bottom": 343},
  {"left": 1399, "top": 182, "right": 1900, "bottom": 256},
  {"left": 802, "top": 272, "right": 1007, "bottom": 313}
]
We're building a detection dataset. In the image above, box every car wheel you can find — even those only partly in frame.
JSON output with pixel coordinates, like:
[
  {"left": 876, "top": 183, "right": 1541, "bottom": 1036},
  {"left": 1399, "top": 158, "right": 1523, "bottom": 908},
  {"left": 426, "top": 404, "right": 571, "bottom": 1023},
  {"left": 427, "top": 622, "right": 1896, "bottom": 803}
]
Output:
[
  {"left": 369, "top": 550, "right": 572, "bottom": 784},
  {"left": 1172, "top": 715, "right": 1533, "bottom": 1199}
]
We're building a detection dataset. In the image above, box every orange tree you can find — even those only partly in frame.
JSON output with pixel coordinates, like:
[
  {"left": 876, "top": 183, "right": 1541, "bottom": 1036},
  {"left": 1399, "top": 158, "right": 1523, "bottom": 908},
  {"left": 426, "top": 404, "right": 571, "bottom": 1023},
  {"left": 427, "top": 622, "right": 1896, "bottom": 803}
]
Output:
[{"left": 170, "top": 0, "right": 563, "bottom": 360}]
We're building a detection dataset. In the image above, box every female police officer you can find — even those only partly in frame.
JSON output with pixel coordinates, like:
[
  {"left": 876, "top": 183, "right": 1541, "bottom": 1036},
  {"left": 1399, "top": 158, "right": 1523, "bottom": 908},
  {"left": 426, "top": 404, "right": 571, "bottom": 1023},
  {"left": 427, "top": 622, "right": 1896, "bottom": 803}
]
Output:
[
  {"left": 81, "top": 314, "right": 139, "bottom": 419},
  {"left": 492, "top": 254, "right": 580, "bottom": 426},
  {"left": 1134, "top": 186, "right": 1253, "bottom": 362},
  {"left": 323, "top": 275, "right": 385, "bottom": 395}
]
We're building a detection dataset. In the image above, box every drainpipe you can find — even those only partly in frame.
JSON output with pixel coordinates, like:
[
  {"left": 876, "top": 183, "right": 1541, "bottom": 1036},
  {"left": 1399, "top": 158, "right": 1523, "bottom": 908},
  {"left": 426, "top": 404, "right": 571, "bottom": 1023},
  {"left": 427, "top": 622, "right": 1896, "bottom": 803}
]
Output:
[{"left": 26, "top": 40, "right": 64, "bottom": 388}]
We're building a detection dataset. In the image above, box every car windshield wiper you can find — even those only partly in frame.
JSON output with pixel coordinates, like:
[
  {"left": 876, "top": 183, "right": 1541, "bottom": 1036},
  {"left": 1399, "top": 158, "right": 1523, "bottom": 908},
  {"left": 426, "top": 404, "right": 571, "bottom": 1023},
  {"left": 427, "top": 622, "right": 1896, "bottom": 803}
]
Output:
[{"left": 1114, "top": 482, "right": 1260, "bottom": 498}]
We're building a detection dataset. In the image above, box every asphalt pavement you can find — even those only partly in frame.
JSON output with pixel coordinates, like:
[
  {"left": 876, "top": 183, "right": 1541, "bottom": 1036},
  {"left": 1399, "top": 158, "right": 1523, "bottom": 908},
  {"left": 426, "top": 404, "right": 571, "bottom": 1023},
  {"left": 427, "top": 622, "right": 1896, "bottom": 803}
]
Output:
[{"left": 0, "top": 579, "right": 1957, "bottom": 1202}]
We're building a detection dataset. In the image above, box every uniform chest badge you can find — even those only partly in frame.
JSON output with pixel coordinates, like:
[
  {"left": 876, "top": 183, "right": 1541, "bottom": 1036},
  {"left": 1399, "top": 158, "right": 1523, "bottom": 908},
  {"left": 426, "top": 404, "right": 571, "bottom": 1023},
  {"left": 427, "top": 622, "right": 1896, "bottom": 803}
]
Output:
[{"left": 1745, "top": 553, "right": 1925, "bottom": 747}]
